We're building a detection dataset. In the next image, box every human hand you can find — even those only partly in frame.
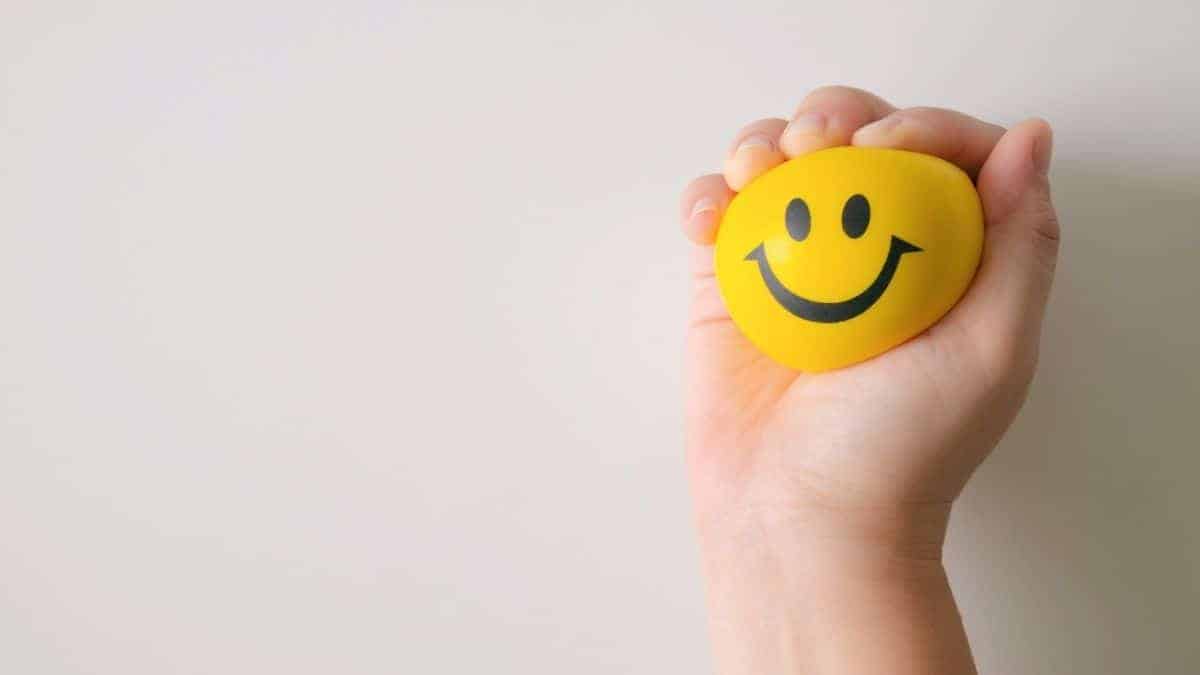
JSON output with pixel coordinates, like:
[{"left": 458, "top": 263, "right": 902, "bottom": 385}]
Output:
[{"left": 679, "top": 86, "right": 1059, "bottom": 675}]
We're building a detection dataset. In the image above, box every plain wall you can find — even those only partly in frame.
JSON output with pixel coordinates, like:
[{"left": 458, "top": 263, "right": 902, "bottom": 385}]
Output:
[{"left": 2, "top": 1, "right": 1198, "bottom": 672}]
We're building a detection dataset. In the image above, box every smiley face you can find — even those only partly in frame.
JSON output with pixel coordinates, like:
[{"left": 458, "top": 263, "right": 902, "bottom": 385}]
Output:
[
  {"left": 715, "top": 146, "right": 984, "bottom": 372},
  {"left": 744, "top": 194, "right": 923, "bottom": 323}
]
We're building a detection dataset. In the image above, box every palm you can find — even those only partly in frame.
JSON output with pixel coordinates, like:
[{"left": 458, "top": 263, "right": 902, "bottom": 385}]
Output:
[
  {"left": 685, "top": 280, "right": 994, "bottom": 511},
  {"left": 681, "top": 89, "right": 1056, "bottom": 517}
]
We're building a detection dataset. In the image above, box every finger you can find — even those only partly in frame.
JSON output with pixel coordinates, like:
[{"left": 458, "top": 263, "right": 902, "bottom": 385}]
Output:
[
  {"left": 688, "top": 243, "right": 731, "bottom": 325},
  {"left": 779, "top": 85, "right": 896, "bottom": 158},
  {"left": 722, "top": 118, "right": 788, "bottom": 191},
  {"left": 939, "top": 119, "right": 1058, "bottom": 375},
  {"left": 852, "top": 107, "right": 1005, "bottom": 178},
  {"left": 680, "top": 173, "right": 736, "bottom": 245}
]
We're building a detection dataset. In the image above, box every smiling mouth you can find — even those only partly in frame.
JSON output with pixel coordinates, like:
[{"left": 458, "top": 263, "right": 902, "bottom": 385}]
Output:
[{"left": 745, "top": 236, "right": 922, "bottom": 323}]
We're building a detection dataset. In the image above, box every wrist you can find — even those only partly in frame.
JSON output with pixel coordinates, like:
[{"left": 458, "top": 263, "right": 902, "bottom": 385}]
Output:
[
  {"left": 694, "top": 500, "right": 972, "bottom": 675},
  {"left": 693, "top": 492, "right": 953, "bottom": 565}
]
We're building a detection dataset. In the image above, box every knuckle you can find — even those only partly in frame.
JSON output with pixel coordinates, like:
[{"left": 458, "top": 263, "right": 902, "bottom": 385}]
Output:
[
  {"left": 1027, "top": 194, "right": 1062, "bottom": 263},
  {"left": 799, "top": 85, "right": 883, "bottom": 111},
  {"left": 810, "top": 84, "right": 874, "bottom": 100},
  {"left": 899, "top": 105, "right": 949, "bottom": 118},
  {"left": 807, "top": 84, "right": 863, "bottom": 99},
  {"left": 1033, "top": 203, "right": 1061, "bottom": 242},
  {"left": 981, "top": 333, "right": 1039, "bottom": 390},
  {"left": 729, "top": 119, "right": 787, "bottom": 154},
  {"left": 680, "top": 174, "right": 723, "bottom": 219},
  {"left": 685, "top": 173, "right": 724, "bottom": 195},
  {"left": 737, "top": 117, "right": 786, "bottom": 135}
]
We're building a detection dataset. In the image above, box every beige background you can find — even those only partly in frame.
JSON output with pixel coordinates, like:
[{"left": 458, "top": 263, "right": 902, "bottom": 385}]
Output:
[{"left": 2, "top": 1, "right": 1198, "bottom": 673}]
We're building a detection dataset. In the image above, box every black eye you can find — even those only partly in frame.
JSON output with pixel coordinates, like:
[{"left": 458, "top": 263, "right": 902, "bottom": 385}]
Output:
[
  {"left": 785, "top": 198, "right": 811, "bottom": 241},
  {"left": 841, "top": 194, "right": 870, "bottom": 238}
]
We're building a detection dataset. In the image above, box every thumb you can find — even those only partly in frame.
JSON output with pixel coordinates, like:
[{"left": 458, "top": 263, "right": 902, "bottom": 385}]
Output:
[
  {"left": 979, "top": 118, "right": 1059, "bottom": 258},
  {"left": 943, "top": 119, "right": 1060, "bottom": 372}
]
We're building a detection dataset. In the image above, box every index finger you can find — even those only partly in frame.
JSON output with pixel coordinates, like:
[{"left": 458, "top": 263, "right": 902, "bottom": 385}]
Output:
[{"left": 850, "top": 107, "right": 1005, "bottom": 179}]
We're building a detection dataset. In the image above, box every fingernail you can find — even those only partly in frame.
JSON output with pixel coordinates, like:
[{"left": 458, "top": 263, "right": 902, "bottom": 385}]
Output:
[
  {"left": 853, "top": 115, "right": 904, "bottom": 144},
  {"left": 734, "top": 134, "right": 775, "bottom": 156},
  {"left": 781, "top": 112, "right": 825, "bottom": 141},
  {"left": 1032, "top": 125, "right": 1053, "bottom": 176},
  {"left": 690, "top": 196, "right": 718, "bottom": 219}
]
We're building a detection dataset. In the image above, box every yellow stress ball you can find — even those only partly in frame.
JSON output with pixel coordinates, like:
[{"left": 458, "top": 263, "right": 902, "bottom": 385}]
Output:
[{"left": 715, "top": 146, "right": 984, "bottom": 372}]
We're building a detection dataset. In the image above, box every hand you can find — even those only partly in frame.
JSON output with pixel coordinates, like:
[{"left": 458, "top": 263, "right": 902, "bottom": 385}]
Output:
[{"left": 679, "top": 86, "right": 1060, "bottom": 675}]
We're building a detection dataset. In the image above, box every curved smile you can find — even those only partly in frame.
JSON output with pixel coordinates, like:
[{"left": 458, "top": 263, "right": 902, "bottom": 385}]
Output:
[{"left": 745, "top": 236, "right": 922, "bottom": 323}]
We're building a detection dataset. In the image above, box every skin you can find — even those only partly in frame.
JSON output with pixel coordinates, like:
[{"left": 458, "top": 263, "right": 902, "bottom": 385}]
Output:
[{"left": 679, "top": 86, "right": 1060, "bottom": 675}]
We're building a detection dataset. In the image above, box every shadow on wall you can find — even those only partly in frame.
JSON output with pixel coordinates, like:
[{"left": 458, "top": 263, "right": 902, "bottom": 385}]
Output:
[{"left": 949, "top": 160, "right": 1200, "bottom": 675}]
